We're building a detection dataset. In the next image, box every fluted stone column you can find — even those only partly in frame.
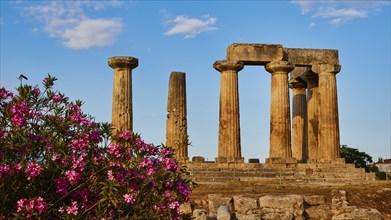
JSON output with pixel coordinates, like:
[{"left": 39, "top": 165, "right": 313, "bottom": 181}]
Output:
[
  {"left": 166, "top": 72, "right": 188, "bottom": 162},
  {"left": 265, "top": 61, "right": 294, "bottom": 160},
  {"left": 312, "top": 64, "right": 341, "bottom": 162},
  {"left": 303, "top": 73, "right": 319, "bottom": 162},
  {"left": 108, "top": 56, "right": 138, "bottom": 133},
  {"left": 290, "top": 79, "right": 307, "bottom": 162},
  {"left": 214, "top": 60, "right": 244, "bottom": 163}
]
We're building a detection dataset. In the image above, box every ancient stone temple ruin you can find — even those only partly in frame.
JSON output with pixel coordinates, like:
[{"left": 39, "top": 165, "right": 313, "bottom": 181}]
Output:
[
  {"left": 212, "top": 44, "right": 342, "bottom": 165},
  {"left": 108, "top": 43, "right": 375, "bottom": 181}
]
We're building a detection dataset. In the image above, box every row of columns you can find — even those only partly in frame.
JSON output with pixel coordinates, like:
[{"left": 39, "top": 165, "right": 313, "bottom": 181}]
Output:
[
  {"left": 214, "top": 59, "right": 341, "bottom": 163},
  {"left": 107, "top": 55, "right": 341, "bottom": 164}
]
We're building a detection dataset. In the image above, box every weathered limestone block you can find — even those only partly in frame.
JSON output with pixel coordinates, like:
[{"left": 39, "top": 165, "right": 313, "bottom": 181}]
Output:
[
  {"left": 192, "top": 156, "right": 205, "bottom": 163},
  {"left": 259, "top": 195, "right": 304, "bottom": 218},
  {"left": 208, "top": 194, "right": 233, "bottom": 216},
  {"left": 233, "top": 195, "right": 258, "bottom": 214},
  {"left": 262, "top": 212, "right": 294, "bottom": 220},
  {"left": 108, "top": 56, "right": 138, "bottom": 133},
  {"left": 352, "top": 208, "right": 383, "bottom": 220},
  {"left": 304, "top": 195, "right": 326, "bottom": 206},
  {"left": 235, "top": 212, "right": 261, "bottom": 220},
  {"left": 217, "top": 205, "right": 231, "bottom": 220},
  {"left": 166, "top": 71, "right": 188, "bottom": 162},
  {"left": 284, "top": 48, "right": 339, "bottom": 66},
  {"left": 193, "top": 209, "right": 208, "bottom": 220},
  {"left": 226, "top": 43, "right": 284, "bottom": 65},
  {"left": 180, "top": 203, "right": 192, "bottom": 216},
  {"left": 248, "top": 158, "right": 260, "bottom": 163},
  {"left": 305, "top": 206, "right": 329, "bottom": 220}
]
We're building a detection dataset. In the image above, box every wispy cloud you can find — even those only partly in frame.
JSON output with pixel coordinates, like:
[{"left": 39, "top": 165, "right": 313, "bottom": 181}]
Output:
[
  {"left": 292, "top": 0, "right": 390, "bottom": 26},
  {"left": 164, "top": 14, "right": 217, "bottom": 39},
  {"left": 21, "top": 1, "right": 123, "bottom": 49}
]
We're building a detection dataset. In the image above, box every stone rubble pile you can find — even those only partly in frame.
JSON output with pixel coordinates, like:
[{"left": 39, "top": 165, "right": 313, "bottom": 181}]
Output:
[{"left": 180, "top": 191, "right": 384, "bottom": 220}]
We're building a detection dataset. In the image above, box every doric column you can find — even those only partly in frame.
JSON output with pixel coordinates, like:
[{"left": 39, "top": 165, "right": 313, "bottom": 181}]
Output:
[
  {"left": 302, "top": 73, "right": 320, "bottom": 162},
  {"left": 289, "top": 78, "right": 307, "bottom": 162},
  {"left": 312, "top": 64, "right": 341, "bottom": 161},
  {"left": 214, "top": 60, "right": 244, "bottom": 163},
  {"left": 166, "top": 72, "right": 188, "bottom": 162},
  {"left": 265, "top": 61, "right": 294, "bottom": 159},
  {"left": 108, "top": 56, "right": 138, "bottom": 133}
]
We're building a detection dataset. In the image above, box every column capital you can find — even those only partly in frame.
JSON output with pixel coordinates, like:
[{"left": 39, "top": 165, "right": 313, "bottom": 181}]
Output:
[
  {"left": 302, "top": 72, "right": 318, "bottom": 84},
  {"left": 265, "top": 61, "right": 294, "bottom": 74},
  {"left": 213, "top": 60, "right": 244, "bottom": 72},
  {"left": 108, "top": 56, "right": 138, "bottom": 69},
  {"left": 311, "top": 64, "right": 341, "bottom": 75},
  {"left": 289, "top": 78, "right": 306, "bottom": 89}
]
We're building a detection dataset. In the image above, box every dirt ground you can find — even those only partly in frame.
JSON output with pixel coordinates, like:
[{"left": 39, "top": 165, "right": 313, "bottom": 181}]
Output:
[{"left": 190, "top": 180, "right": 391, "bottom": 218}]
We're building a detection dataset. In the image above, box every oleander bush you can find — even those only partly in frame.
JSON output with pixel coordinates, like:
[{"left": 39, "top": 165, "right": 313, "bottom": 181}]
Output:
[{"left": 0, "top": 75, "right": 191, "bottom": 219}]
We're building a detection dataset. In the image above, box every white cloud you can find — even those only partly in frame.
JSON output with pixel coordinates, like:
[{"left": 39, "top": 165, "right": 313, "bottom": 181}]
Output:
[
  {"left": 308, "top": 22, "right": 316, "bottom": 28},
  {"left": 164, "top": 15, "right": 217, "bottom": 39},
  {"left": 63, "top": 19, "right": 123, "bottom": 49},
  {"left": 21, "top": 1, "right": 123, "bottom": 49},
  {"left": 291, "top": 0, "right": 390, "bottom": 26}
]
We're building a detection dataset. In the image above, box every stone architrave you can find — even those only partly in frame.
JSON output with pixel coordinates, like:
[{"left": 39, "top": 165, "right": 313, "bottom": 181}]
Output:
[
  {"left": 289, "top": 77, "right": 307, "bottom": 162},
  {"left": 166, "top": 72, "right": 188, "bottom": 162},
  {"left": 265, "top": 61, "right": 295, "bottom": 159},
  {"left": 214, "top": 60, "right": 244, "bottom": 163},
  {"left": 108, "top": 56, "right": 138, "bottom": 133},
  {"left": 302, "top": 73, "right": 319, "bottom": 162},
  {"left": 312, "top": 64, "right": 341, "bottom": 161}
]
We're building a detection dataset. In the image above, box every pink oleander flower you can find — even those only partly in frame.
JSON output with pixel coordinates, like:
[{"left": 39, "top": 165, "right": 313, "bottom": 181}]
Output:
[
  {"left": 14, "top": 163, "right": 22, "bottom": 171},
  {"left": 123, "top": 193, "right": 135, "bottom": 204},
  {"left": 108, "top": 143, "right": 122, "bottom": 158},
  {"left": 51, "top": 154, "right": 61, "bottom": 161},
  {"left": 71, "top": 153, "right": 86, "bottom": 172},
  {"left": 64, "top": 170, "right": 81, "bottom": 185},
  {"left": 34, "top": 88, "right": 40, "bottom": 95},
  {"left": 66, "top": 201, "right": 78, "bottom": 215},
  {"left": 164, "top": 191, "right": 172, "bottom": 199},
  {"left": 25, "top": 162, "right": 42, "bottom": 178},
  {"left": 146, "top": 167, "right": 156, "bottom": 175},
  {"left": 107, "top": 170, "right": 114, "bottom": 181},
  {"left": 162, "top": 158, "right": 178, "bottom": 171},
  {"left": 16, "top": 197, "right": 48, "bottom": 218},
  {"left": 118, "top": 130, "right": 133, "bottom": 140},
  {"left": 51, "top": 94, "right": 63, "bottom": 103},
  {"left": 0, "top": 164, "right": 11, "bottom": 178},
  {"left": 169, "top": 201, "right": 180, "bottom": 212}
]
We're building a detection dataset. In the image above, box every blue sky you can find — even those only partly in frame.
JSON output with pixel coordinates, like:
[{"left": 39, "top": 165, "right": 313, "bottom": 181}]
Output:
[{"left": 1, "top": 0, "right": 390, "bottom": 162}]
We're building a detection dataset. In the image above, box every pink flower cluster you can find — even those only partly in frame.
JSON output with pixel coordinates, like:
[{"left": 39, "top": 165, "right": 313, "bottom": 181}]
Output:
[
  {"left": 1, "top": 76, "right": 192, "bottom": 219},
  {"left": 24, "top": 162, "right": 42, "bottom": 178},
  {"left": 0, "top": 164, "right": 11, "bottom": 178},
  {"left": 10, "top": 102, "right": 30, "bottom": 126},
  {"left": 16, "top": 197, "right": 48, "bottom": 218},
  {"left": 0, "top": 87, "right": 13, "bottom": 100},
  {"left": 68, "top": 103, "right": 91, "bottom": 126},
  {"left": 51, "top": 94, "right": 63, "bottom": 103}
]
